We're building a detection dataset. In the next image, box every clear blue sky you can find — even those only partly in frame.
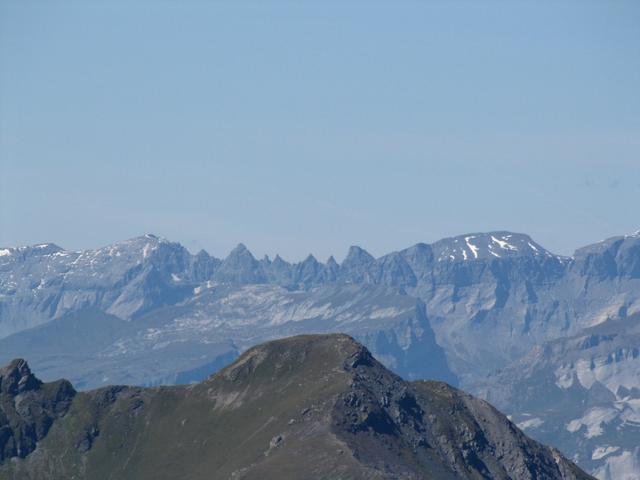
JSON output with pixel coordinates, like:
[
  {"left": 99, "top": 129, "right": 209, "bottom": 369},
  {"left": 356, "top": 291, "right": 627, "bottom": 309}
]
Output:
[{"left": 1, "top": 0, "right": 639, "bottom": 261}]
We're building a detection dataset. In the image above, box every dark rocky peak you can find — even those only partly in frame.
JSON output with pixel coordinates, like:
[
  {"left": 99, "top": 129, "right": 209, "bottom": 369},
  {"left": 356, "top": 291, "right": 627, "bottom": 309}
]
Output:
[
  {"left": 272, "top": 254, "right": 287, "bottom": 266},
  {"left": 0, "top": 359, "right": 41, "bottom": 395},
  {"left": 304, "top": 253, "right": 318, "bottom": 263},
  {"left": 319, "top": 255, "right": 340, "bottom": 283},
  {"left": 269, "top": 254, "right": 293, "bottom": 272},
  {"left": 191, "top": 249, "right": 220, "bottom": 281},
  {"left": 326, "top": 255, "right": 339, "bottom": 269},
  {"left": 229, "top": 242, "right": 250, "bottom": 256},
  {"left": 0, "top": 359, "right": 76, "bottom": 461},
  {"left": 270, "top": 254, "right": 292, "bottom": 271},
  {"left": 297, "top": 254, "right": 320, "bottom": 272},
  {"left": 292, "top": 254, "right": 323, "bottom": 288},
  {"left": 145, "top": 241, "right": 194, "bottom": 275},
  {"left": 342, "top": 245, "right": 375, "bottom": 266},
  {"left": 263, "top": 254, "right": 293, "bottom": 286},
  {"left": 230, "top": 335, "right": 591, "bottom": 480},
  {"left": 299, "top": 253, "right": 320, "bottom": 269},
  {"left": 339, "top": 246, "right": 375, "bottom": 283},
  {"left": 214, "top": 243, "right": 267, "bottom": 284}
]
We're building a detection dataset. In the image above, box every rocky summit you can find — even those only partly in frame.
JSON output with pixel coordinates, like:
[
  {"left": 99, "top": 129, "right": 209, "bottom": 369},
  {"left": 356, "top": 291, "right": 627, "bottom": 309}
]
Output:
[{"left": 0, "top": 334, "right": 593, "bottom": 480}]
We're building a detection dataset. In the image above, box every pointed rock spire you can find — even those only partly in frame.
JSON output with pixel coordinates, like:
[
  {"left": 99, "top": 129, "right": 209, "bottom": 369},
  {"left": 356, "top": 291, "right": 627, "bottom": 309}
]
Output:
[
  {"left": 339, "top": 246, "right": 375, "bottom": 283},
  {"left": 0, "top": 359, "right": 41, "bottom": 394},
  {"left": 213, "top": 243, "right": 266, "bottom": 284}
]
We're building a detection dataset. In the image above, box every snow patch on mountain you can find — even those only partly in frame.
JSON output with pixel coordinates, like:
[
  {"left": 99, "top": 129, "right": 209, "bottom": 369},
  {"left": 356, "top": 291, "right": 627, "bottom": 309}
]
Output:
[
  {"left": 593, "top": 448, "right": 640, "bottom": 480},
  {"left": 567, "top": 407, "right": 619, "bottom": 438},
  {"left": 592, "top": 446, "right": 620, "bottom": 461},
  {"left": 465, "top": 236, "right": 479, "bottom": 259},
  {"left": 491, "top": 235, "right": 518, "bottom": 251},
  {"left": 517, "top": 417, "right": 544, "bottom": 430}
]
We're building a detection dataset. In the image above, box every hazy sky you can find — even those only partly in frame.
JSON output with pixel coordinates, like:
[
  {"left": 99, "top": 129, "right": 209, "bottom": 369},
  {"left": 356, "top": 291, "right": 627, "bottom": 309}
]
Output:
[{"left": 1, "top": 1, "right": 639, "bottom": 261}]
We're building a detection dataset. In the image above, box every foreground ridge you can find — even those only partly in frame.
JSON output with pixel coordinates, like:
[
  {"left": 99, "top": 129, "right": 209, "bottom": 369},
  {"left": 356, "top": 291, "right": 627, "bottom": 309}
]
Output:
[{"left": 0, "top": 334, "right": 593, "bottom": 480}]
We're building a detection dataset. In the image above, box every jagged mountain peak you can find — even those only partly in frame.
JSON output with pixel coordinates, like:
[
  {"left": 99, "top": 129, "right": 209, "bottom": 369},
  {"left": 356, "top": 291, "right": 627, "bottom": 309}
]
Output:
[
  {"left": 195, "top": 248, "right": 211, "bottom": 258},
  {"left": 0, "top": 358, "right": 40, "bottom": 394},
  {"left": 338, "top": 245, "right": 376, "bottom": 283},
  {"left": 232, "top": 242, "right": 248, "bottom": 251},
  {"left": 342, "top": 245, "right": 375, "bottom": 265},
  {"left": 272, "top": 253, "right": 288, "bottom": 265},
  {"left": 302, "top": 253, "right": 318, "bottom": 264},
  {"left": 226, "top": 242, "right": 255, "bottom": 259},
  {"left": 214, "top": 243, "right": 266, "bottom": 284}
]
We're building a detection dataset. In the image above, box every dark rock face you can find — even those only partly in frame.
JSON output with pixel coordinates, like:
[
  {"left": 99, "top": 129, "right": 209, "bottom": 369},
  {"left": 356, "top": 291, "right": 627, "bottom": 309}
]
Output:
[
  {"left": 213, "top": 243, "right": 267, "bottom": 284},
  {"left": 0, "top": 359, "right": 76, "bottom": 460},
  {"left": 332, "top": 342, "right": 590, "bottom": 480},
  {"left": 0, "top": 336, "right": 593, "bottom": 479}
]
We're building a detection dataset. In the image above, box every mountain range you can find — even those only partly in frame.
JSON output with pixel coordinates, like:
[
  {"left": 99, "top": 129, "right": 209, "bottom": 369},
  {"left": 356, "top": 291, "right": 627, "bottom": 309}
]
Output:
[{"left": 1, "top": 230, "right": 639, "bottom": 477}]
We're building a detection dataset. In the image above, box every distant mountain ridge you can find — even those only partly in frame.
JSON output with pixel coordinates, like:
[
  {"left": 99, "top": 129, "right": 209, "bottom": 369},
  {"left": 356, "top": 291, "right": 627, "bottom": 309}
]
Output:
[
  {"left": 2, "top": 230, "right": 639, "bottom": 376},
  {"left": 2, "top": 230, "right": 640, "bottom": 478}
]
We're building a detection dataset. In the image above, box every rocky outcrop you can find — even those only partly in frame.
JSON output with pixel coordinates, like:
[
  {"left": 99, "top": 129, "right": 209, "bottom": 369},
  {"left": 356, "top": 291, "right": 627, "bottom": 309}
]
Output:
[{"left": 0, "top": 359, "right": 76, "bottom": 460}]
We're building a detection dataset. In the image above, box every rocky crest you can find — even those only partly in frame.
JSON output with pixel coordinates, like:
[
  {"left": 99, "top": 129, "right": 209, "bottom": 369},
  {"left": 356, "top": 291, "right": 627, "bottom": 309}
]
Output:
[
  {"left": 0, "top": 335, "right": 593, "bottom": 479},
  {"left": 0, "top": 359, "right": 76, "bottom": 461}
]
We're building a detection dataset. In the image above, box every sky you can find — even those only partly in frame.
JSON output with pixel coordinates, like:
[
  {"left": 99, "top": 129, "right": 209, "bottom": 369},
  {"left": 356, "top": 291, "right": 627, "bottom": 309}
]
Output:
[{"left": 1, "top": 0, "right": 639, "bottom": 261}]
